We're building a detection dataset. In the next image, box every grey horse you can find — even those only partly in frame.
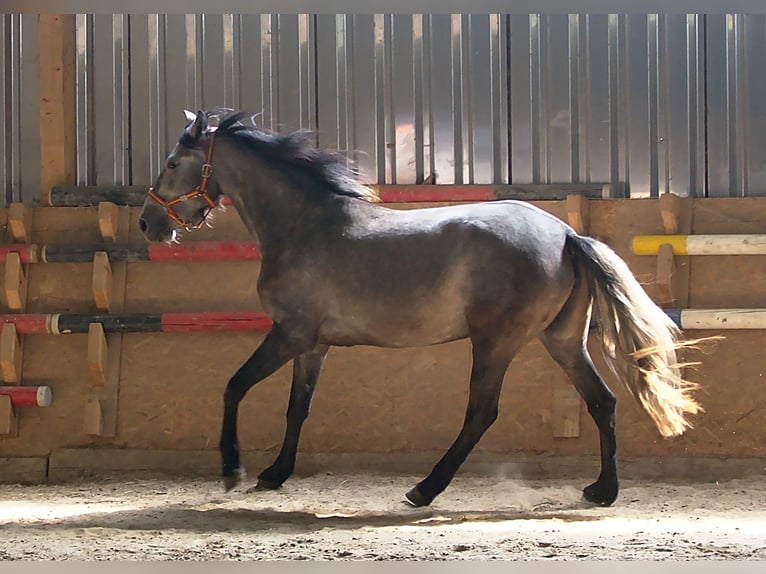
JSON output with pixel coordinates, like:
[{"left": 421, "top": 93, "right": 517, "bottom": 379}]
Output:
[{"left": 139, "top": 110, "right": 704, "bottom": 508}]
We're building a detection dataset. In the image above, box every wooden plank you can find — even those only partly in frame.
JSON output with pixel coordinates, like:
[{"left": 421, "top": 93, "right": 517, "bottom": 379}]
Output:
[
  {"left": 87, "top": 322, "right": 108, "bottom": 387},
  {"left": 4, "top": 252, "right": 27, "bottom": 313},
  {"left": 38, "top": 15, "right": 77, "bottom": 204},
  {"left": 0, "top": 323, "right": 23, "bottom": 384}
]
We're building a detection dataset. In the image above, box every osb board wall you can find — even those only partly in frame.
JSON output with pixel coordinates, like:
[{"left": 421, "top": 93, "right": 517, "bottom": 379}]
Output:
[{"left": 1, "top": 197, "right": 765, "bottom": 463}]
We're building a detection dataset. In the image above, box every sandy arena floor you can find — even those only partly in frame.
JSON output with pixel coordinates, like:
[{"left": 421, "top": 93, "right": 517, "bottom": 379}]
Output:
[{"left": 0, "top": 473, "right": 764, "bottom": 560}]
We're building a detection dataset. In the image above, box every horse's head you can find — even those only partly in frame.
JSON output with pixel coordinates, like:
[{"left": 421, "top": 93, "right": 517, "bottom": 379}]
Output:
[{"left": 139, "top": 110, "right": 223, "bottom": 243}]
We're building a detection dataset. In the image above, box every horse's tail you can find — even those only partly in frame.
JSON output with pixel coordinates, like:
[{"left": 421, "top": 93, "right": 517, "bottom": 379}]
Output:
[{"left": 565, "top": 232, "right": 709, "bottom": 438}]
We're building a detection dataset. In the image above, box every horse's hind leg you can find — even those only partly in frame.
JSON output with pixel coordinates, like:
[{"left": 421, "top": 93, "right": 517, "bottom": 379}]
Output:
[
  {"left": 540, "top": 272, "right": 618, "bottom": 506},
  {"left": 255, "top": 344, "right": 330, "bottom": 490},
  {"left": 405, "top": 334, "right": 518, "bottom": 507}
]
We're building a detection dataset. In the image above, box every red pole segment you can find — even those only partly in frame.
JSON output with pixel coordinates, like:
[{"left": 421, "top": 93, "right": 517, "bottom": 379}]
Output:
[
  {"left": 147, "top": 241, "right": 261, "bottom": 262},
  {"left": 0, "top": 244, "right": 39, "bottom": 264},
  {"left": 0, "top": 386, "right": 52, "bottom": 407},
  {"left": 0, "top": 315, "right": 52, "bottom": 334},
  {"left": 160, "top": 312, "right": 273, "bottom": 332},
  {"left": 373, "top": 185, "right": 497, "bottom": 203}
]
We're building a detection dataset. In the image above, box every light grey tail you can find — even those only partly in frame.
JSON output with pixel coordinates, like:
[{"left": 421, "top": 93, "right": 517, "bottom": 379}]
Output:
[{"left": 566, "top": 233, "right": 705, "bottom": 438}]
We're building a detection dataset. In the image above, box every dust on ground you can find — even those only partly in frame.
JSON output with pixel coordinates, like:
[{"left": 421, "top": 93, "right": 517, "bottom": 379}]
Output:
[{"left": 0, "top": 473, "right": 764, "bottom": 560}]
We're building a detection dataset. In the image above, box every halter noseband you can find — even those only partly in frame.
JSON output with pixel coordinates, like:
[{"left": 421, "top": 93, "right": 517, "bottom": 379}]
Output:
[{"left": 147, "top": 130, "right": 219, "bottom": 229}]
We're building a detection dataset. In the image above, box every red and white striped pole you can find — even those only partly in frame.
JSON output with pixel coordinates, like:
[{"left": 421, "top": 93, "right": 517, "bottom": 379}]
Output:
[{"left": 0, "top": 386, "right": 53, "bottom": 407}]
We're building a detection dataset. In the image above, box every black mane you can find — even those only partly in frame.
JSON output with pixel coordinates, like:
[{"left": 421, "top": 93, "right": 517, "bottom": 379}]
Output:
[{"left": 183, "top": 110, "right": 377, "bottom": 202}]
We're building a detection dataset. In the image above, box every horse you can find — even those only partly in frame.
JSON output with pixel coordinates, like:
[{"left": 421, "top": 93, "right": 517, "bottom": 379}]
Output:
[{"left": 139, "top": 109, "right": 705, "bottom": 508}]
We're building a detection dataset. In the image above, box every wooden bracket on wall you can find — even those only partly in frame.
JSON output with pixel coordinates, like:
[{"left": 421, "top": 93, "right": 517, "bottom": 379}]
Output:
[
  {"left": 4, "top": 253, "right": 28, "bottom": 313},
  {"left": 92, "top": 251, "right": 113, "bottom": 312},
  {"left": 566, "top": 194, "right": 590, "bottom": 235},
  {"left": 659, "top": 192, "right": 683, "bottom": 234},
  {"left": 97, "top": 202, "right": 119, "bottom": 242},
  {"left": 655, "top": 243, "right": 678, "bottom": 306},
  {"left": 83, "top": 394, "right": 104, "bottom": 437},
  {"left": 0, "top": 394, "right": 17, "bottom": 437},
  {"left": 8, "top": 203, "right": 33, "bottom": 243},
  {"left": 87, "top": 322, "right": 108, "bottom": 387},
  {"left": 656, "top": 193, "right": 692, "bottom": 309},
  {"left": 83, "top": 206, "right": 131, "bottom": 438},
  {"left": 0, "top": 323, "right": 23, "bottom": 384}
]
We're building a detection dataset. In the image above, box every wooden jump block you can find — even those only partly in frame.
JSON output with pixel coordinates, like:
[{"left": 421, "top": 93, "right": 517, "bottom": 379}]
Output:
[
  {"left": 84, "top": 394, "right": 104, "bottom": 436},
  {"left": 8, "top": 203, "right": 32, "bottom": 243},
  {"left": 92, "top": 251, "right": 113, "bottom": 312},
  {"left": 97, "top": 202, "right": 120, "bottom": 242},
  {"left": 87, "top": 322, "right": 108, "bottom": 387},
  {"left": 0, "top": 323, "right": 22, "bottom": 384},
  {"left": 566, "top": 194, "right": 590, "bottom": 235},
  {"left": 655, "top": 243, "right": 677, "bottom": 307},
  {"left": 0, "top": 394, "right": 17, "bottom": 437},
  {"left": 4, "top": 252, "right": 27, "bottom": 312}
]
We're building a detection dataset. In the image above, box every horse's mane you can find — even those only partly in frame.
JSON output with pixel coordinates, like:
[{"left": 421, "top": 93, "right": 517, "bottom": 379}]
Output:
[{"left": 183, "top": 110, "right": 377, "bottom": 202}]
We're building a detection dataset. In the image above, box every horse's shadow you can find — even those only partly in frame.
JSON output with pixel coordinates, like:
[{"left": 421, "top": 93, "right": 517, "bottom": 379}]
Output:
[{"left": 23, "top": 499, "right": 604, "bottom": 533}]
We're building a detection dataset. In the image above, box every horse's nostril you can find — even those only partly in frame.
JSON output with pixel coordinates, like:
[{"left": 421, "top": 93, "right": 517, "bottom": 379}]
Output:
[{"left": 138, "top": 217, "right": 148, "bottom": 233}]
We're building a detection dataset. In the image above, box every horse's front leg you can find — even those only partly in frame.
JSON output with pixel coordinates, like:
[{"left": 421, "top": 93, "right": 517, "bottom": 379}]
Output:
[
  {"left": 253, "top": 344, "right": 330, "bottom": 490},
  {"left": 220, "top": 324, "right": 314, "bottom": 491}
]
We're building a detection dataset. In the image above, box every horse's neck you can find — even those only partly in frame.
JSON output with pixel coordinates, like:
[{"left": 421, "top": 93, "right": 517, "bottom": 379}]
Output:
[{"left": 218, "top": 152, "right": 339, "bottom": 251}]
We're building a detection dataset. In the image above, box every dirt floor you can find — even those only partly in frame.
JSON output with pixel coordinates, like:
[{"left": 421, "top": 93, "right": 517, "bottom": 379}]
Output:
[{"left": 0, "top": 472, "right": 764, "bottom": 561}]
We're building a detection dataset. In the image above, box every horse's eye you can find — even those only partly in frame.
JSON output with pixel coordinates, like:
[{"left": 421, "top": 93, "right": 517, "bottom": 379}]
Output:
[{"left": 167, "top": 159, "right": 178, "bottom": 170}]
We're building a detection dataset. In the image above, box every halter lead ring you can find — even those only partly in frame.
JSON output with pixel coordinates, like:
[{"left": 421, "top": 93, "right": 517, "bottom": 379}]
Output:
[{"left": 147, "top": 130, "right": 218, "bottom": 229}]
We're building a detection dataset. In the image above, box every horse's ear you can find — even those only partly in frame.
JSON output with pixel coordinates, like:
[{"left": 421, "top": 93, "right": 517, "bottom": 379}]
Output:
[
  {"left": 183, "top": 109, "right": 197, "bottom": 123},
  {"left": 186, "top": 111, "right": 207, "bottom": 141}
]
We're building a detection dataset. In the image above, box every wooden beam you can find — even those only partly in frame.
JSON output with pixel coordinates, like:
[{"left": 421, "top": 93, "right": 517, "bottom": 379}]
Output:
[
  {"left": 38, "top": 14, "right": 77, "bottom": 204},
  {"left": 0, "top": 323, "right": 23, "bottom": 384}
]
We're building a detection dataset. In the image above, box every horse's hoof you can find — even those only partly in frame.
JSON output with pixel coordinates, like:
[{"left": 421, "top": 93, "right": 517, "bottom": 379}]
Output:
[
  {"left": 582, "top": 480, "right": 618, "bottom": 507},
  {"left": 404, "top": 486, "right": 433, "bottom": 508},
  {"left": 255, "top": 478, "right": 282, "bottom": 491},
  {"left": 222, "top": 469, "right": 244, "bottom": 492}
]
